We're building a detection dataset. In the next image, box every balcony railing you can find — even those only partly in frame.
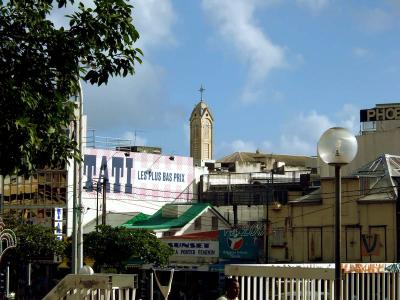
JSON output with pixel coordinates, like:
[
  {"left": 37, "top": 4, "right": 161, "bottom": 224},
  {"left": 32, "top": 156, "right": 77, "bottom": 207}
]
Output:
[
  {"left": 224, "top": 263, "right": 400, "bottom": 300},
  {"left": 43, "top": 274, "right": 138, "bottom": 300}
]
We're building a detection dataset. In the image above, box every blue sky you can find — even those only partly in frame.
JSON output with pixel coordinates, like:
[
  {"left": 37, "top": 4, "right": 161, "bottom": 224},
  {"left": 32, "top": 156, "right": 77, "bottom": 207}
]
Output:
[{"left": 77, "top": 0, "right": 400, "bottom": 159}]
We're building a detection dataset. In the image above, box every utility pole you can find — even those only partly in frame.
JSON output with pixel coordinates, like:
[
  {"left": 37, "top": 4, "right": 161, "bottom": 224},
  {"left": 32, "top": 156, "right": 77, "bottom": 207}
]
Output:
[
  {"left": 72, "top": 119, "right": 78, "bottom": 274},
  {"left": 265, "top": 170, "right": 274, "bottom": 264},
  {"left": 96, "top": 180, "right": 99, "bottom": 231},
  {"left": 102, "top": 178, "right": 107, "bottom": 225},
  {"left": 397, "top": 186, "right": 400, "bottom": 262},
  {"left": 77, "top": 80, "right": 84, "bottom": 271},
  {"left": 229, "top": 173, "right": 238, "bottom": 227},
  {"left": 72, "top": 80, "right": 84, "bottom": 273},
  {"left": 0, "top": 176, "right": 4, "bottom": 215}
]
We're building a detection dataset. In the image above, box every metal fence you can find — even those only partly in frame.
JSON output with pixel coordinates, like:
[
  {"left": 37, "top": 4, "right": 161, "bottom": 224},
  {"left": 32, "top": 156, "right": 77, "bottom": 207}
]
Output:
[{"left": 224, "top": 263, "right": 400, "bottom": 300}]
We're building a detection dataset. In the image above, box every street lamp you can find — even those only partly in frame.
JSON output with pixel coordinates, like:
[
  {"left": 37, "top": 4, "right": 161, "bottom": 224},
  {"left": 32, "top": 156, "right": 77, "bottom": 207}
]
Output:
[{"left": 317, "top": 127, "right": 357, "bottom": 300}]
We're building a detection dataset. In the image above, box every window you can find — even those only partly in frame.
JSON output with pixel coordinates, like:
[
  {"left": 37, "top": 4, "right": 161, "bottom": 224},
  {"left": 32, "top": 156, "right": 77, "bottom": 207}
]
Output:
[
  {"left": 360, "top": 177, "right": 377, "bottom": 196},
  {"left": 203, "top": 120, "right": 211, "bottom": 139},
  {"left": 203, "top": 144, "right": 209, "bottom": 159},
  {"left": 212, "top": 216, "right": 218, "bottom": 230},
  {"left": 271, "top": 227, "right": 285, "bottom": 247},
  {"left": 194, "top": 217, "right": 202, "bottom": 230}
]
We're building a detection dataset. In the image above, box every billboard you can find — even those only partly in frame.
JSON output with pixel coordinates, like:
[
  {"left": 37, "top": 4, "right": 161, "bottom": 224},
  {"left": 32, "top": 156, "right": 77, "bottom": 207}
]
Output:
[
  {"left": 82, "top": 149, "right": 194, "bottom": 202},
  {"left": 219, "top": 227, "right": 263, "bottom": 261}
]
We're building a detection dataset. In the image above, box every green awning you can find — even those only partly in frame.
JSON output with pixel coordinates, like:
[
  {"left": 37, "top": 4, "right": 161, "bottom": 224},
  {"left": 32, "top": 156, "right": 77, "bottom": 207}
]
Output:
[{"left": 122, "top": 203, "right": 210, "bottom": 230}]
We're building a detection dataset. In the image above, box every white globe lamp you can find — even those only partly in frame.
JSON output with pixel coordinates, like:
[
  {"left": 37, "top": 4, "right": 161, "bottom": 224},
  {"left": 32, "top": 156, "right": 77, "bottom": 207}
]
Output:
[
  {"left": 317, "top": 127, "right": 357, "bottom": 300},
  {"left": 78, "top": 265, "right": 94, "bottom": 275},
  {"left": 318, "top": 127, "right": 358, "bottom": 165}
]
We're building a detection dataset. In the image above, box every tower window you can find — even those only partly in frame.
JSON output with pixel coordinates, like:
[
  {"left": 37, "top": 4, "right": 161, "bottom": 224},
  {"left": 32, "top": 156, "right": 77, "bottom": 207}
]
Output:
[{"left": 203, "top": 144, "right": 209, "bottom": 159}]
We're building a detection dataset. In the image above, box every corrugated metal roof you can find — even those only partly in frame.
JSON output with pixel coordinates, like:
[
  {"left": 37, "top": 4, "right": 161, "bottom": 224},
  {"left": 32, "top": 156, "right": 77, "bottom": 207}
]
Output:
[
  {"left": 354, "top": 154, "right": 400, "bottom": 177},
  {"left": 122, "top": 203, "right": 210, "bottom": 230},
  {"left": 289, "top": 188, "right": 322, "bottom": 204},
  {"left": 217, "top": 151, "right": 309, "bottom": 166},
  {"left": 353, "top": 154, "right": 400, "bottom": 201}
]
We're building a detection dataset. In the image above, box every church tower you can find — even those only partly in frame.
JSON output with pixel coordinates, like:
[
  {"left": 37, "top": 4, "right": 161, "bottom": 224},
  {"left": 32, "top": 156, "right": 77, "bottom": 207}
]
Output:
[{"left": 190, "top": 85, "right": 214, "bottom": 162}]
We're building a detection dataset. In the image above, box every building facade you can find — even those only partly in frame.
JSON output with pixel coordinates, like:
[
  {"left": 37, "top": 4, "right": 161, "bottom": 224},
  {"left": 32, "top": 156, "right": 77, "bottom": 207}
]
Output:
[
  {"left": 0, "top": 170, "right": 68, "bottom": 239},
  {"left": 268, "top": 154, "right": 400, "bottom": 263},
  {"left": 189, "top": 97, "right": 214, "bottom": 163},
  {"left": 320, "top": 103, "right": 400, "bottom": 177}
]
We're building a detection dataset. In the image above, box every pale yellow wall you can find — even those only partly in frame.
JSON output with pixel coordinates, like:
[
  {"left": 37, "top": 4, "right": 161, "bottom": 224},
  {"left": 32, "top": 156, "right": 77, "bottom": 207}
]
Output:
[
  {"left": 269, "top": 177, "right": 397, "bottom": 263},
  {"left": 358, "top": 202, "right": 397, "bottom": 262}
]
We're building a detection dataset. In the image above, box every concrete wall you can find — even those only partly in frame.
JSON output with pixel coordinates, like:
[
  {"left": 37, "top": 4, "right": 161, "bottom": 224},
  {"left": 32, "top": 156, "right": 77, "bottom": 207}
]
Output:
[{"left": 268, "top": 177, "right": 397, "bottom": 263}]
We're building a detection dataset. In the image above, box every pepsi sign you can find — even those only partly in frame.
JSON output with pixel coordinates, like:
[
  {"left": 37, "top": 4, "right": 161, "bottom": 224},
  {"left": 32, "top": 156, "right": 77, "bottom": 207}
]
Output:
[{"left": 219, "top": 229, "right": 263, "bottom": 260}]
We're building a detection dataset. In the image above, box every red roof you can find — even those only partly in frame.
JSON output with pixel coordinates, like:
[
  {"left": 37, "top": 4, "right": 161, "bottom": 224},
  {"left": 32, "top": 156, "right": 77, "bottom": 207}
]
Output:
[{"left": 161, "top": 230, "right": 219, "bottom": 240}]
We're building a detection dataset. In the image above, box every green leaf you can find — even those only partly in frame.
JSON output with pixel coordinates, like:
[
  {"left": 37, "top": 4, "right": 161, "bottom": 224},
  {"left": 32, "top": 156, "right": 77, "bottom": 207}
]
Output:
[{"left": 0, "top": 0, "right": 143, "bottom": 175}]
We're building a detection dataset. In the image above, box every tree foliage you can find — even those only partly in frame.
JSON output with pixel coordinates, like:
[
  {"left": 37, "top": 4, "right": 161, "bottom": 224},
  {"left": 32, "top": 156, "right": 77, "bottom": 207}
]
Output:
[
  {"left": 0, "top": 0, "right": 142, "bottom": 175},
  {"left": 13, "top": 224, "right": 66, "bottom": 262},
  {"left": 84, "top": 225, "right": 174, "bottom": 272}
]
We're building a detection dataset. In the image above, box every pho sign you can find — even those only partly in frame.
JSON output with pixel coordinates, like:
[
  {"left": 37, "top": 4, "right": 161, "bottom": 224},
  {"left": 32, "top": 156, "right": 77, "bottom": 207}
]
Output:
[{"left": 360, "top": 106, "right": 400, "bottom": 122}]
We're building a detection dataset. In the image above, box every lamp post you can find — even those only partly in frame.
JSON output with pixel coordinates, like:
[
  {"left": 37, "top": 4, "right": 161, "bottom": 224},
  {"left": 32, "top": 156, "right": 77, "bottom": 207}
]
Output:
[
  {"left": 317, "top": 127, "right": 357, "bottom": 300},
  {"left": 96, "top": 180, "right": 99, "bottom": 231}
]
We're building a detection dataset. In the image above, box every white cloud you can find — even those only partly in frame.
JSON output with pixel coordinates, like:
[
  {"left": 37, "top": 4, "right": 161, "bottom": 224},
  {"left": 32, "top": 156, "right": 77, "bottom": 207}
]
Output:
[
  {"left": 231, "top": 139, "right": 257, "bottom": 152},
  {"left": 276, "top": 105, "right": 360, "bottom": 155},
  {"left": 352, "top": 47, "right": 370, "bottom": 58},
  {"left": 336, "top": 103, "right": 360, "bottom": 134},
  {"left": 279, "top": 135, "right": 316, "bottom": 155},
  {"left": 278, "top": 110, "right": 334, "bottom": 155},
  {"left": 217, "top": 105, "right": 361, "bottom": 157},
  {"left": 296, "top": 0, "right": 329, "bottom": 13},
  {"left": 50, "top": 0, "right": 177, "bottom": 50},
  {"left": 202, "top": 0, "right": 286, "bottom": 104},
  {"left": 73, "top": 1, "right": 181, "bottom": 141},
  {"left": 216, "top": 111, "right": 334, "bottom": 157},
  {"left": 84, "top": 59, "right": 184, "bottom": 134},
  {"left": 261, "top": 140, "right": 273, "bottom": 152},
  {"left": 133, "top": 0, "right": 177, "bottom": 50},
  {"left": 217, "top": 139, "right": 257, "bottom": 157},
  {"left": 356, "top": 8, "right": 395, "bottom": 33}
]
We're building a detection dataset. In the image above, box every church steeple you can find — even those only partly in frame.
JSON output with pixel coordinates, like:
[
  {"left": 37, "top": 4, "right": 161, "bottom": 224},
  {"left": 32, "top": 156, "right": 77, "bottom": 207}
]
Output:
[
  {"left": 199, "top": 84, "right": 205, "bottom": 102},
  {"left": 190, "top": 85, "right": 214, "bottom": 161}
]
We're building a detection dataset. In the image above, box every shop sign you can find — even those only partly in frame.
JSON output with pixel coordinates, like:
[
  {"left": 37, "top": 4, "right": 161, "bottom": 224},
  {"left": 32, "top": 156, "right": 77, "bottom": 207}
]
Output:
[
  {"left": 164, "top": 240, "right": 219, "bottom": 257},
  {"left": 219, "top": 229, "right": 263, "bottom": 260},
  {"left": 360, "top": 106, "right": 400, "bottom": 122},
  {"left": 54, "top": 207, "right": 63, "bottom": 240}
]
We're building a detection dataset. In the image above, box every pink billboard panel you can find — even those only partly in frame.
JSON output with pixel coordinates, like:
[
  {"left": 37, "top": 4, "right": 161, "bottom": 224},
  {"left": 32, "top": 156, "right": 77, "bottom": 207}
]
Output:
[{"left": 82, "top": 149, "right": 194, "bottom": 202}]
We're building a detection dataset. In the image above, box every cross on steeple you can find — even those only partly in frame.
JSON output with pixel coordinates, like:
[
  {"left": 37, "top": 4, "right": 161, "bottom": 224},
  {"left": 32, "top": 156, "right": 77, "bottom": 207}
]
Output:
[{"left": 199, "top": 84, "right": 205, "bottom": 101}]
